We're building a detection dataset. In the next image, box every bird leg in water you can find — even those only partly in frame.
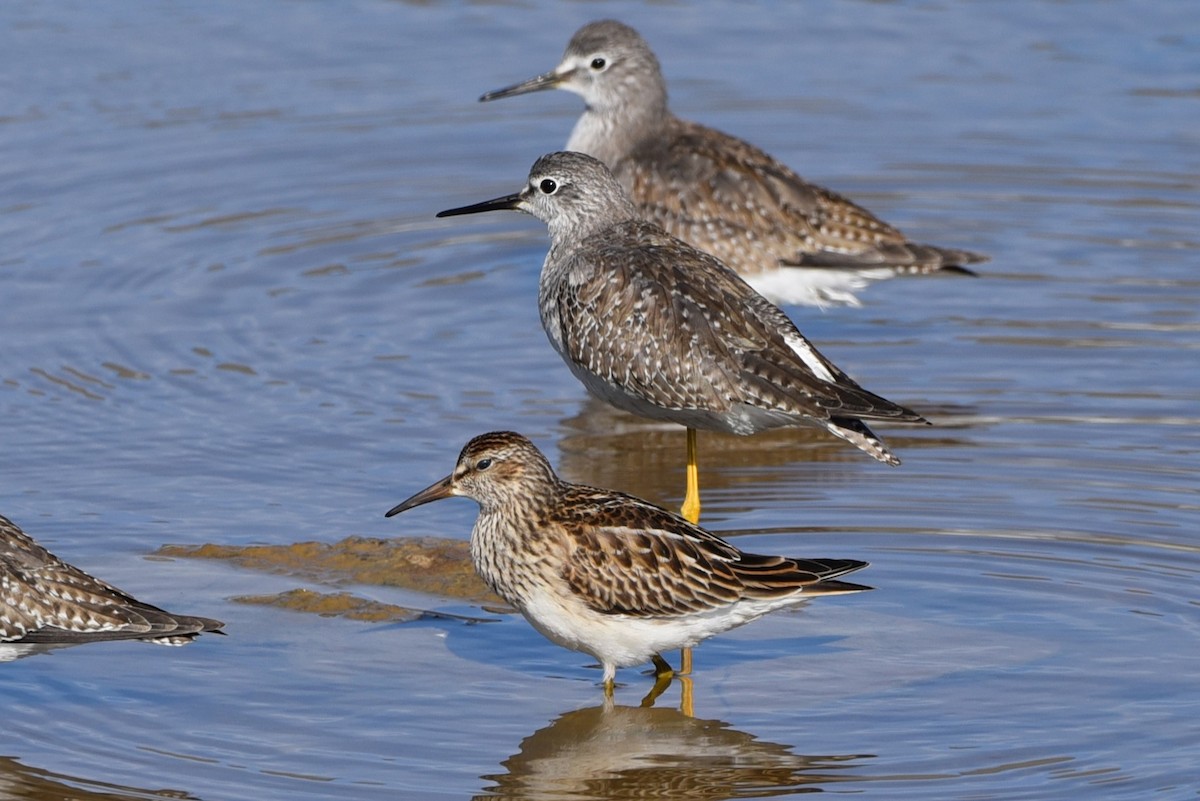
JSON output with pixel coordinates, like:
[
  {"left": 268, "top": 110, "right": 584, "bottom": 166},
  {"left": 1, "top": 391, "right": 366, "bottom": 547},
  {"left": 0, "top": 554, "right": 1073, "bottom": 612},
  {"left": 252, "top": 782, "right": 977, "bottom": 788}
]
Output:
[
  {"left": 680, "top": 427, "right": 702, "bottom": 523},
  {"left": 678, "top": 427, "right": 701, "bottom": 674},
  {"left": 651, "top": 653, "right": 675, "bottom": 679},
  {"left": 641, "top": 654, "right": 676, "bottom": 708}
]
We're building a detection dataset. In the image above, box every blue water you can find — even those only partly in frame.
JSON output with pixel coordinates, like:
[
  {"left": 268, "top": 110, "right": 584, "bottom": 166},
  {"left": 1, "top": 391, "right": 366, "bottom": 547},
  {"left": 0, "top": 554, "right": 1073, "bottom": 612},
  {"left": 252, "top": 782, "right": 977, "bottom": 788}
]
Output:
[{"left": 1, "top": 1, "right": 1197, "bottom": 799}]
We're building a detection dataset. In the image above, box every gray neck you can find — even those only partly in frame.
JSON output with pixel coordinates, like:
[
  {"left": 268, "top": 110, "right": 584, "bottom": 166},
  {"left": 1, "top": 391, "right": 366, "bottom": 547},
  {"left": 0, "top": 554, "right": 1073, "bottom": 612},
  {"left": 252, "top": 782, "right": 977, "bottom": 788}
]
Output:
[
  {"left": 565, "top": 96, "right": 668, "bottom": 167},
  {"left": 544, "top": 194, "right": 639, "bottom": 246}
]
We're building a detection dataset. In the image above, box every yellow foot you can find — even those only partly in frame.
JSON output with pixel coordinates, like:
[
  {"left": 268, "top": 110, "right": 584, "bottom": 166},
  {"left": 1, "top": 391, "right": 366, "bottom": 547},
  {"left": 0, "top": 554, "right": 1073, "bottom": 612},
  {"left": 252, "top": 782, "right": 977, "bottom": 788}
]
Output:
[
  {"left": 680, "top": 495, "right": 700, "bottom": 524},
  {"left": 641, "top": 654, "right": 694, "bottom": 714},
  {"left": 641, "top": 654, "right": 676, "bottom": 708},
  {"left": 640, "top": 672, "right": 673, "bottom": 708},
  {"left": 651, "top": 653, "right": 675, "bottom": 680}
]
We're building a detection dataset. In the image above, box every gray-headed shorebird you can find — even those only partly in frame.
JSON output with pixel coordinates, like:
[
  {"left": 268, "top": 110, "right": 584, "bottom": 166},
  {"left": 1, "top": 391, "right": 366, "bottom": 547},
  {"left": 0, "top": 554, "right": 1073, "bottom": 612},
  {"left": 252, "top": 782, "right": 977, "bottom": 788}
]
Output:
[
  {"left": 480, "top": 19, "right": 986, "bottom": 307},
  {"left": 436, "top": 151, "right": 928, "bottom": 525}
]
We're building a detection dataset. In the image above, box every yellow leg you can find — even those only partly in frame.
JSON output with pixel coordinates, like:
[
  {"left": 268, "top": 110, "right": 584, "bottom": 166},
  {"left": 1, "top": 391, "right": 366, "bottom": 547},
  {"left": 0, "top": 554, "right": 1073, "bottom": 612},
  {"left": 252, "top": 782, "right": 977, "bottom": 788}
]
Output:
[
  {"left": 680, "top": 427, "right": 701, "bottom": 523},
  {"left": 603, "top": 678, "right": 615, "bottom": 699},
  {"left": 678, "top": 427, "right": 701, "bottom": 675},
  {"left": 651, "top": 653, "right": 675, "bottom": 679},
  {"left": 679, "top": 674, "right": 695, "bottom": 718},
  {"left": 641, "top": 654, "right": 676, "bottom": 708},
  {"left": 641, "top": 654, "right": 695, "bottom": 715}
]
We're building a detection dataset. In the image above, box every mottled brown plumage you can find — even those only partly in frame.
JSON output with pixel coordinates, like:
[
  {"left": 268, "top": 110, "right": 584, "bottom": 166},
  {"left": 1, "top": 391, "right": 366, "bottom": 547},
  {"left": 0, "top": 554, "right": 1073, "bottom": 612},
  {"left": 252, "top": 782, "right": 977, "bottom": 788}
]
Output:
[
  {"left": 480, "top": 19, "right": 987, "bottom": 307},
  {"left": 438, "top": 151, "right": 927, "bottom": 469},
  {"left": 1, "top": 513, "right": 224, "bottom": 646},
  {"left": 386, "top": 431, "right": 870, "bottom": 687}
]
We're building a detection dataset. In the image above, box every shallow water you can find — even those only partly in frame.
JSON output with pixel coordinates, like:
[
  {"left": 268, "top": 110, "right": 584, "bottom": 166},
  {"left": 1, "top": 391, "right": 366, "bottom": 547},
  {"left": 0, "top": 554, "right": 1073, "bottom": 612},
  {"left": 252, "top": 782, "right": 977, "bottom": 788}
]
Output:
[{"left": 2, "top": 1, "right": 1197, "bottom": 799}]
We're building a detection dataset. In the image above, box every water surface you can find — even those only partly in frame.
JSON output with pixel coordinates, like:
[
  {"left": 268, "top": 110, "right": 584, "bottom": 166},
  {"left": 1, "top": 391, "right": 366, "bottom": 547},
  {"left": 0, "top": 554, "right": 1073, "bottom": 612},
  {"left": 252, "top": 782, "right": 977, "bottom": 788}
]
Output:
[{"left": 2, "top": 1, "right": 1197, "bottom": 799}]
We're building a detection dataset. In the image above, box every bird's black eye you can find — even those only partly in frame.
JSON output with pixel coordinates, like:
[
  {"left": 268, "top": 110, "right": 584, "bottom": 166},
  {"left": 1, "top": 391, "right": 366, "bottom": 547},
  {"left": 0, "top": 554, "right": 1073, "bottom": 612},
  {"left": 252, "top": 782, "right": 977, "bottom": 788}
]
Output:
[
  {"left": 590, "top": 57, "right": 607, "bottom": 71},
  {"left": 539, "top": 178, "right": 557, "bottom": 194},
  {"left": 475, "top": 458, "right": 493, "bottom": 471}
]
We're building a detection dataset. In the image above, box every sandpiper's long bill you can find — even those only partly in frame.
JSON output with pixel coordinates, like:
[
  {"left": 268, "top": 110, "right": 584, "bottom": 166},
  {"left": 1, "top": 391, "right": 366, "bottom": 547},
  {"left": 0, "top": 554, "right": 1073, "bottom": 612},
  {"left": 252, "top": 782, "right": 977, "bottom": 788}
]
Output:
[{"left": 436, "top": 193, "right": 522, "bottom": 217}]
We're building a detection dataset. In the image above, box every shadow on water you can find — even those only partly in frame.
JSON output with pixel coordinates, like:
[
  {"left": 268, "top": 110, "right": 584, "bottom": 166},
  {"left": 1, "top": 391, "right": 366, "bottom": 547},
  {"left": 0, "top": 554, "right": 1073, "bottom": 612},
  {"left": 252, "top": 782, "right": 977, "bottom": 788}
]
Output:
[
  {"left": 0, "top": 756, "right": 200, "bottom": 801},
  {"left": 474, "top": 701, "right": 873, "bottom": 800},
  {"left": 554, "top": 398, "right": 972, "bottom": 510}
]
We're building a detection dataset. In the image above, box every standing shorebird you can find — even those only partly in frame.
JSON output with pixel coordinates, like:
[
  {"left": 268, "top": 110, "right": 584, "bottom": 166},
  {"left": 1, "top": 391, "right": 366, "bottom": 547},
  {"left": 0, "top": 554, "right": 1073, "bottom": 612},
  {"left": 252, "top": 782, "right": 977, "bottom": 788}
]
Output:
[
  {"left": 385, "top": 431, "right": 871, "bottom": 695},
  {"left": 480, "top": 19, "right": 986, "bottom": 308},
  {"left": 437, "top": 151, "right": 928, "bottom": 525},
  {"left": 1, "top": 513, "right": 224, "bottom": 647}
]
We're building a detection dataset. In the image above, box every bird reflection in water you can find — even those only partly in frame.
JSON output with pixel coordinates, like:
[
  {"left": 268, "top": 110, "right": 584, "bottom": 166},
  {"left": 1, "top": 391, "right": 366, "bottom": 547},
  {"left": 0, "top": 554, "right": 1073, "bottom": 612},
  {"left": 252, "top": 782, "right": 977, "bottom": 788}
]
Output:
[
  {"left": 474, "top": 701, "right": 872, "bottom": 800},
  {"left": 554, "top": 397, "right": 971, "bottom": 509}
]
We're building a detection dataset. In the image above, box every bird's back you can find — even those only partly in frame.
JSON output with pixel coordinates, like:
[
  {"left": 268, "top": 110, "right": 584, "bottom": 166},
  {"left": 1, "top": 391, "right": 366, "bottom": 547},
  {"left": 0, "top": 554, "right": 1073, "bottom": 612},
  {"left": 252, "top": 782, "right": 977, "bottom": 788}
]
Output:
[
  {"left": 543, "top": 482, "right": 871, "bottom": 619},
  {"left": 540, "top": 217, "right": 925, "bottom": 434},
  {"left": 617, "top": 117, "right": 986, "bottom": 281},
  {"left": 1, "top": 514, "right": 223, "bottom": 645}
]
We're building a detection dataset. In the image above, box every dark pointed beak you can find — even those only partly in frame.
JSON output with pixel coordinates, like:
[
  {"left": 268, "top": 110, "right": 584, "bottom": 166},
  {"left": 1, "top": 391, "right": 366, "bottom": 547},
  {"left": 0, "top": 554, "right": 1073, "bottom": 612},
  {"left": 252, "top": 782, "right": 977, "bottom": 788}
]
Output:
[
  {"left": 385, "top": 474, "right": 456, "bottom": 517},
  {"left": 480, "top": 69, "right": 568, "bottom": 102},
  {"left": 436, "top": 192, "right": 523, "bottom": 218}
]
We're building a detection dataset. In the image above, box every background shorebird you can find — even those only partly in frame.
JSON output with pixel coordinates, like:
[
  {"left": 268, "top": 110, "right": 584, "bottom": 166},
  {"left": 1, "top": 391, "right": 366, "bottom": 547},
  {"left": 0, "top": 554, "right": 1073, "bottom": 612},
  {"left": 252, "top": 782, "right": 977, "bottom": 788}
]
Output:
[
  {"left": 385, "top": 431, "right": 871, "bottom": 699},
  {"left": 480, "top": 19, "right": 987, "bottom": 307},
  {"left": 436, "top": 151, "right": 928, "bottom": 525},
  {"left": 1, "top": 513, "right": 224, "bottom": 647}
]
